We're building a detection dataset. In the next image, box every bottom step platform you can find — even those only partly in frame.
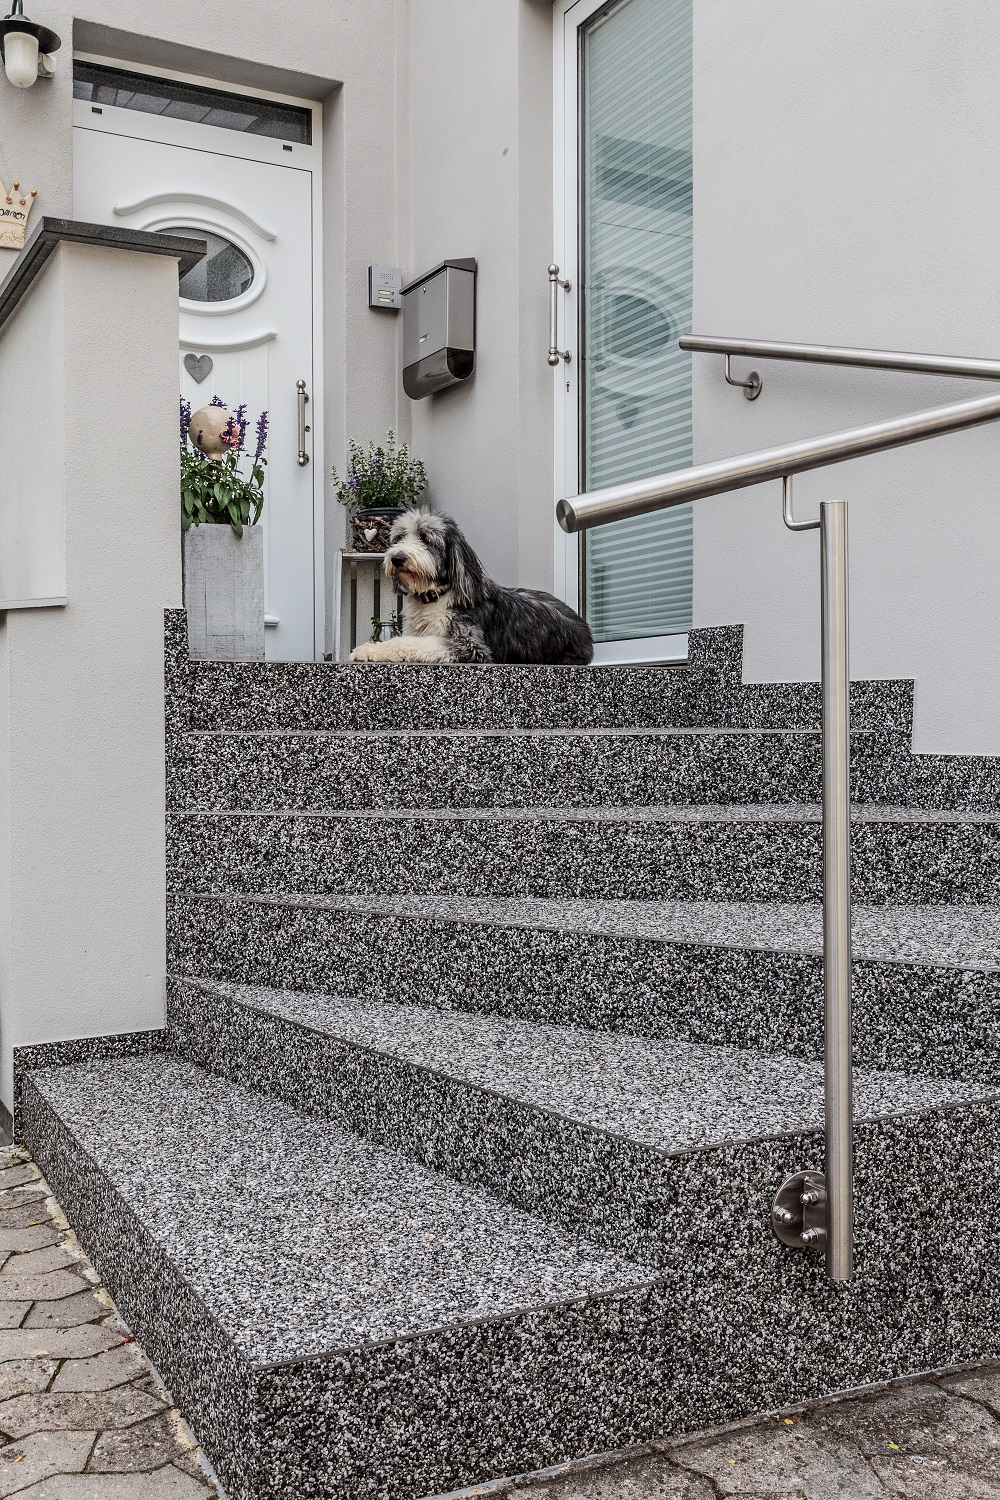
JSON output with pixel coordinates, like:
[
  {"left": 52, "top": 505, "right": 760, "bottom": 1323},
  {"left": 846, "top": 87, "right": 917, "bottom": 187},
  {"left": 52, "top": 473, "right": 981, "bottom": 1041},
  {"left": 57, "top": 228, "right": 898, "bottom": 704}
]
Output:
[{"left": 19, "top": 1040, "right": 1000, "bottom": 1500}]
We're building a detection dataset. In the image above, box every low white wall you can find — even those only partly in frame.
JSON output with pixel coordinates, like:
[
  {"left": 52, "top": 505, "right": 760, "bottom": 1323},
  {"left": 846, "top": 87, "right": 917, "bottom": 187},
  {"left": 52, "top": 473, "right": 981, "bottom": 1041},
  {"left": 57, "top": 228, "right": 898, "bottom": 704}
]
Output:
[
  {"left": 692, "top": 0, "right": 1000, "bottom": 754},
  {"left": 0, "top": 261, "right": 65, "bottom": 607},
  {"left": 0, "top": 241, "right": 181, "bottom": 1111}
]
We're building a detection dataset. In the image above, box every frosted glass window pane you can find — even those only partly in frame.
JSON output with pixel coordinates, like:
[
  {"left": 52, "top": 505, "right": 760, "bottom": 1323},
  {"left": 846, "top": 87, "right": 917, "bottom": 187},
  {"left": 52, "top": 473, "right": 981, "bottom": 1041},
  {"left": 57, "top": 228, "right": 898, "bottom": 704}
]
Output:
[{"left": 581, "top": 0, "right": 693, "bottom": 643}]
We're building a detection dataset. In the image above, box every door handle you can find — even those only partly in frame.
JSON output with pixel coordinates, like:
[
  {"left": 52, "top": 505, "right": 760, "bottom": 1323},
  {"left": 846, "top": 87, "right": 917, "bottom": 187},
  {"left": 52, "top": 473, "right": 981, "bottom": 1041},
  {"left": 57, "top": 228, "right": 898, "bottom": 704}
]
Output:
[
  {"left": 548, "top": 264, "right": 572, "bottom": 366},
  {"left": 296, "top": 379, "right": 311, "bottom": 466}
]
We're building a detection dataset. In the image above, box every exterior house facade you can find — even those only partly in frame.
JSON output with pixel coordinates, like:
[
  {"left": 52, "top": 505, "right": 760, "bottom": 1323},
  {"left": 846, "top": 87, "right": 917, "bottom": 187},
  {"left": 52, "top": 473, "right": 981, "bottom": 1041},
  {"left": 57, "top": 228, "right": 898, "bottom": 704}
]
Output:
[
  {"left": 6, "top": 2, "right": 998, "bottom": 736},
  {"left": 1, "top": 2, "right": 999, "bottom": 1495}
]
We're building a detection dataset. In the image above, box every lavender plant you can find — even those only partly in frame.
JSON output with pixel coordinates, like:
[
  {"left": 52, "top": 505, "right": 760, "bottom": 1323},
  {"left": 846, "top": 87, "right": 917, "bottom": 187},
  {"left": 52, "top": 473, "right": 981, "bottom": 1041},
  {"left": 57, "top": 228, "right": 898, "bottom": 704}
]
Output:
[
  {"left": 180, "top": 397, "right": 269, "bottom": 537},
  {"left": 331, "top": 431, "right": 427, "bottom": 514}
]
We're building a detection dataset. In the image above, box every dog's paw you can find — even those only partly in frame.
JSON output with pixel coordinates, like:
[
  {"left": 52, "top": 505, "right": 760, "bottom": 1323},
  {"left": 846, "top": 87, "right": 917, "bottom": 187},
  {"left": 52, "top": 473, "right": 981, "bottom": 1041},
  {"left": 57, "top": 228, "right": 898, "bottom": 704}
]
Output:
[{"left": 350, "top": 642, "right": 383, "bottom": 662}]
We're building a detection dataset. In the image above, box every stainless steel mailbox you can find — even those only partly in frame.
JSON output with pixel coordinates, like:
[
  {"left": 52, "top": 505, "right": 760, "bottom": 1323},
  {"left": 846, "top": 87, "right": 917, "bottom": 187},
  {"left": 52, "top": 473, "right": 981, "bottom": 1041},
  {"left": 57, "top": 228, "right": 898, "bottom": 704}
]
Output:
[{"left": 402, "top": 258, "right": 476, "bottom": 399}]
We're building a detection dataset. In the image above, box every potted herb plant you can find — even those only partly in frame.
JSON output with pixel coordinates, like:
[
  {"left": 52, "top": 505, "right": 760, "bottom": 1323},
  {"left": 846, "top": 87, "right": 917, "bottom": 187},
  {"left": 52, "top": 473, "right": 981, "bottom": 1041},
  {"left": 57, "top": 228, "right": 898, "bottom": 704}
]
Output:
[
  {"left": 180, "top": 396, "right": 269, "bottom": 660},
  {"left": 332, "top": 431, "right": 427, "bottom": 552}
]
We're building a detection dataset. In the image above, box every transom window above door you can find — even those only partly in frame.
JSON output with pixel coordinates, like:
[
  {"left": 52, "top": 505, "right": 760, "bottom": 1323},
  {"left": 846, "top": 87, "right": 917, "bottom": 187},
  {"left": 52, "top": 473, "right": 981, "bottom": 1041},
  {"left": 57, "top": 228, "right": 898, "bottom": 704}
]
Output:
[{"left": 73, "top": 61, "right": 312, "bottom": 144}]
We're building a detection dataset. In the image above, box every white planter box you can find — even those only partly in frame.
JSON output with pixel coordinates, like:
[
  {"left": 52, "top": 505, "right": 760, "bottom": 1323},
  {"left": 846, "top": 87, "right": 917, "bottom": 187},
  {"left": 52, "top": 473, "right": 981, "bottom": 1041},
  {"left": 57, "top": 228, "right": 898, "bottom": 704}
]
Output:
[{"left": 183, "top": 525, "right": 265, "bottom": 661}]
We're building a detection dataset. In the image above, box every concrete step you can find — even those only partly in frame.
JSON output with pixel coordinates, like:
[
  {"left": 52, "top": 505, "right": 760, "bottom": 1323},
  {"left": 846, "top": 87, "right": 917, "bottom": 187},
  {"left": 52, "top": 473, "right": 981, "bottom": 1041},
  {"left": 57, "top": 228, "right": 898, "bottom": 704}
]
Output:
[
  {"left": 167, "top": 803, "right": 1000, "bottom": 903},
  {"left": 22, "top": 1044, "right": 1000, "bottom": 1497},
  {"left": 168, "top": 975, "right": 997, "bottom": 1265},
  {"left": 20, "top": 1053, "right": 647, "bottom": 1499},
  {"left": 167, "top": 727, "right": 934, "bottom": 813},
  {"left": 166, "top": 891, "right": 1000, "bottom": 1083},
  {"left": 167, "top": 613, "right": 913, "bottom": 736}
]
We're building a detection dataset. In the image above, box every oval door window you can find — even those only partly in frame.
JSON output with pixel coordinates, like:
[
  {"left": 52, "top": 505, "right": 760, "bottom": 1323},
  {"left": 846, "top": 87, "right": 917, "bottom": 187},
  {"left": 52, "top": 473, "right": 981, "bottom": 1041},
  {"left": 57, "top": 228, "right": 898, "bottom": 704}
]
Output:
[{"left": 166, "top": 227, "right": 255, "bottom": 303}]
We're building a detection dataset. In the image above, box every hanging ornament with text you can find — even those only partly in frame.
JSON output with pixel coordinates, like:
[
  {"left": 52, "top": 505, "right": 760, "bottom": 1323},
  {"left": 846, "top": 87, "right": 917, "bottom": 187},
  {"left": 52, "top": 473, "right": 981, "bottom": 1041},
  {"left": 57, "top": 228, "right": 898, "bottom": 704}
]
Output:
[{"left": 0, "top": 179, "right": 37, "bottom": 250}]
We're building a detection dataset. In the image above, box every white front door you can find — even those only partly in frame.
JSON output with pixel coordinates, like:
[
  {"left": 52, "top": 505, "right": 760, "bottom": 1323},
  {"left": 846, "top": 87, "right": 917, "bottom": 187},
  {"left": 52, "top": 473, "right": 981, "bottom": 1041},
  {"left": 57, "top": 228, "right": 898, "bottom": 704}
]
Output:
[
  {"left": 554, "top": 0, "right": 693, "bottom": 665},
  {"left": 72, "top": 62, "right": 322, "bottom": 661}
]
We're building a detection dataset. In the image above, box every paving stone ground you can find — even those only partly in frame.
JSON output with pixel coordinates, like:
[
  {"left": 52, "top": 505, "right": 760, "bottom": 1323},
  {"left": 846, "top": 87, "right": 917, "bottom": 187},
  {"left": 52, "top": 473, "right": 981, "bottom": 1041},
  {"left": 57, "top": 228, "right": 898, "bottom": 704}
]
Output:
[
  {"left": 0, "top": 1145, "right": 219, "bottom": 1499},
  {"left": 12, "top": 1141, "right": 1000, "bottom": 1500},
  {"left": 437, "top": 1367, "right": 1000, "bottom": 1499}
]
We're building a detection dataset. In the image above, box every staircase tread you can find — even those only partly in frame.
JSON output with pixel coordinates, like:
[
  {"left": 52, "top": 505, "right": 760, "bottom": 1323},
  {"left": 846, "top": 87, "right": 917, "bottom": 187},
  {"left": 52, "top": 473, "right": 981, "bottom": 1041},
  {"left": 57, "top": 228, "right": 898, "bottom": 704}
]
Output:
[
  {"left": 27, "top": 1055, "right": 650, "bottom": 1366},
  {"left": 181, "top": 978, "right": 998, "bottom": 1151},
  {"left": 170, "top": 803, "right": 1000, "bottom": 824},
  {"left": 190, "top": 893, "right": 1000, "bottom": 970}
]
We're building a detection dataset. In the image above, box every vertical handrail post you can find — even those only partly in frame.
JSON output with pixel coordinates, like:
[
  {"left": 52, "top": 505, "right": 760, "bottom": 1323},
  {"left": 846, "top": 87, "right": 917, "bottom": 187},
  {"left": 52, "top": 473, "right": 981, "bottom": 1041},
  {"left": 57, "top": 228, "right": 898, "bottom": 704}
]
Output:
[{"left": 820, "top": 499, "right": 854, "bottom": 1280}]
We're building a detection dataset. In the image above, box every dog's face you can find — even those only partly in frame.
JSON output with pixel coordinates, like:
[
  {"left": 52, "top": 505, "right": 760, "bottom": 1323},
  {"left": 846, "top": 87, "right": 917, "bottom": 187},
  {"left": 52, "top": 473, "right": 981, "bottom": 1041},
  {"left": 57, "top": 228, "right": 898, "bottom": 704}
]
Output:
[
  {"left": 384, "top": 508, "right": 486, "bottom": 608},
  {"left": 384, "top": 509, "right": 445, "bottom": 595}
]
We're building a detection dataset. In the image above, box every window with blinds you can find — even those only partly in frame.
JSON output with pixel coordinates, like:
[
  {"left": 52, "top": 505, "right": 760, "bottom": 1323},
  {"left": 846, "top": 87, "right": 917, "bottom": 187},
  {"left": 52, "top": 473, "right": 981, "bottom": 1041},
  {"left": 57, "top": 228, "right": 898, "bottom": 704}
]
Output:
[{"left": 580, "top": 0, "right": 693, "bottom": 643}]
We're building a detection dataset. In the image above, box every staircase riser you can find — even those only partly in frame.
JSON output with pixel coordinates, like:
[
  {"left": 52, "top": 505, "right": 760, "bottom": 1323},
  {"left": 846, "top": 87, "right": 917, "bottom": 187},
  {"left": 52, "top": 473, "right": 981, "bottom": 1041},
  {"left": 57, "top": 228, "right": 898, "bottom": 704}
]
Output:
[
  {"left": 169, "top": 734, "right": 1000, "bottom": 816},
  {"left": 168, "top": 731, "right": 840, "bottom": 812},
  {"left": 24, "top": 1060, "right": 1000, "bottom": 1499},
  {"left": 168, "top": 813, "right": 1000, "bottom": 903},
  {"left": 166, "top": 615, "right": 913, "bottom": 736},
  {"left": 167, "top": 897, "right": 1000, "bottom": 1083}
]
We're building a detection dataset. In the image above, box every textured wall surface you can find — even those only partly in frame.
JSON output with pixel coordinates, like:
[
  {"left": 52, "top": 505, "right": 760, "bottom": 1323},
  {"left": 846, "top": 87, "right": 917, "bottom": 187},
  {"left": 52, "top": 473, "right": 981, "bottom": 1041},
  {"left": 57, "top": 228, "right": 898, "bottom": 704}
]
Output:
[{"left": 691, "top": 0, "right": 1000, "bottom": 753}]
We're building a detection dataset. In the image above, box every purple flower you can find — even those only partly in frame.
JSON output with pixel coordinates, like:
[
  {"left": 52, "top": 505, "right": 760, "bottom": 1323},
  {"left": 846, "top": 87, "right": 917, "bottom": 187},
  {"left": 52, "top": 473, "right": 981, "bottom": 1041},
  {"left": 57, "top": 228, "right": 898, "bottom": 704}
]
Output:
[
  {"left": 179, "top": 397, "right": 191, "bottom": 446},
  {"left": 209, "top": 394, "right": 226, "bottom": 408},
  {"left": 234, "top": 404, "right": 248, "bottom": 453},
  {"left": 254, "top": 409, "right": 269, "bottom": 463}
]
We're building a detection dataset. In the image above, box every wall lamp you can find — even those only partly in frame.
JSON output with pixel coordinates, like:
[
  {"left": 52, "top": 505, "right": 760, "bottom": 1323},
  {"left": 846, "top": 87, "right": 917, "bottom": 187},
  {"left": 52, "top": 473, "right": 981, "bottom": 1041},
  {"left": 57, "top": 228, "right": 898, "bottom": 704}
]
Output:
[{"left": 0, "top": 0, "right": 60, "bottom": 88}]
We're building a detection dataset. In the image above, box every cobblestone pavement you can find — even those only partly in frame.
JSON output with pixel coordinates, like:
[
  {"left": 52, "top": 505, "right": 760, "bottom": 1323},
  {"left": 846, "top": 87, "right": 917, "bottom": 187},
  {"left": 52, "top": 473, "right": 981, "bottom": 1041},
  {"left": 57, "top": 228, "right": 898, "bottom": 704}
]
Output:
[
  {"left": 11, "top": 1139, "right": 1000, "bottom": 1500},
  {"left": 441, "top": 1367, "right": 1000, "bottom": 1499},
  {"left": 0, "top": 1144, "right": 219, "bottom": 1499}
]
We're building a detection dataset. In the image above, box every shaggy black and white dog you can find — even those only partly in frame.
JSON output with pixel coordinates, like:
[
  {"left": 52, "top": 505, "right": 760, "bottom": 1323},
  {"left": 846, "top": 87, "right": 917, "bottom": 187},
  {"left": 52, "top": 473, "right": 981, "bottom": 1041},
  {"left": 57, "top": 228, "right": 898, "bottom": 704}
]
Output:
[{"left": 351, "top": 509, "right": 594, "bottom": 664}]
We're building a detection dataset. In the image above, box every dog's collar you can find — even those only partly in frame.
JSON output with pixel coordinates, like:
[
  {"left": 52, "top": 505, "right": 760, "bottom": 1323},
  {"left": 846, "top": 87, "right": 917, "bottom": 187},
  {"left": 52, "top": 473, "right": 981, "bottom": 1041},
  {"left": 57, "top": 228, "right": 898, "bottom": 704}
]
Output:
[{"left": 415, "top": 588, "right": 443, "bottom": 605}]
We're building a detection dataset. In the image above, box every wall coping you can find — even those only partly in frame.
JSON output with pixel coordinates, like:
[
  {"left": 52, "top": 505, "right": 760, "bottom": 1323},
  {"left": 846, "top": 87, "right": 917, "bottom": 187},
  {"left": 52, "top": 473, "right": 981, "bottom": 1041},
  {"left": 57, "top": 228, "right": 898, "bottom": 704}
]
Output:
[{"left": 0, "top": 218, "right": 206, "bottom": 339}]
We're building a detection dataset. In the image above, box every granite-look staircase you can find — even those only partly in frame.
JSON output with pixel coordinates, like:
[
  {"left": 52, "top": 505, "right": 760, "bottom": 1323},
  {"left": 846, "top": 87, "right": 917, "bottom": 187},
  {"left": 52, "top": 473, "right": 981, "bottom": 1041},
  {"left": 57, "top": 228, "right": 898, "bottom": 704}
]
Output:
[{"left": 15, "top": 612, "right": 1000, "bottom": 1500}]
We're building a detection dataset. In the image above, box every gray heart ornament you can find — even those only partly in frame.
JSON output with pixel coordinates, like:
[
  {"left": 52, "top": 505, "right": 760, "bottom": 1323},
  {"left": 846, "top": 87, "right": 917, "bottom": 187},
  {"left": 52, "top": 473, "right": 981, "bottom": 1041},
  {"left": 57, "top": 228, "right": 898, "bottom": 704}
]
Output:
[{"left": 184, "top": 353, "right": 214, "bottom": 384}]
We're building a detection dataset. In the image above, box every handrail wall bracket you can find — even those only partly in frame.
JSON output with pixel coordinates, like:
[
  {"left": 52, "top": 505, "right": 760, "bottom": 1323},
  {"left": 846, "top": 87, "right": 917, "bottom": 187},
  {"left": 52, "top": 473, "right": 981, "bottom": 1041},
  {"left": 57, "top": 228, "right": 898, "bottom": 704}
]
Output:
[
  {"left": 725, "top": 352, "right": 762, "bottom": 401},
  {"left": 682, "top": 332, "right": 1000, "bottom": 395}
]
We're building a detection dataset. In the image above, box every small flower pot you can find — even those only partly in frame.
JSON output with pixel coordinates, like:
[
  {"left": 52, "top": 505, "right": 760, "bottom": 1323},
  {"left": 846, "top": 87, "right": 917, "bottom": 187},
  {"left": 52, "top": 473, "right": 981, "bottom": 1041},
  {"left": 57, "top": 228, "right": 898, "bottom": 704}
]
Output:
[
  {"left": 351, "top": 507, "right": 404, "bottom": 553},
  {"left": 183, "top": 524, "right": 265, "bottom": 660}
]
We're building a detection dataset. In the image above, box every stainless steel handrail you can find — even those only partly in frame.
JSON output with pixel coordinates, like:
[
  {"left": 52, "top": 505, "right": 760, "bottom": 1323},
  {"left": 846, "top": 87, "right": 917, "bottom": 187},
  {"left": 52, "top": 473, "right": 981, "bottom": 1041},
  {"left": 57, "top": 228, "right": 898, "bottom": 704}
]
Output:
[
  {"left": 558, "top": 385, "right": 1000, "bottom": 1283},
  {"left": 556, "top": 389, "right": 1000, "bottom": 533},
  {"left": 680, "top": 333, "right": 1000, "bottom": 383}
]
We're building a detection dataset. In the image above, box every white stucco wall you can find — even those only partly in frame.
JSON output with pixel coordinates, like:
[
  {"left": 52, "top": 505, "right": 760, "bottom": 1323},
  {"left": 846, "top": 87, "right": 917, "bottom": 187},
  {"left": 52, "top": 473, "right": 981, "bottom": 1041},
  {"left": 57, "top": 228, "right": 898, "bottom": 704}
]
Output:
[
  {"left": 692, "top": 0, "right": 1000, "bottom": 753},
  {"left": 407, "top": 0, "right": 554, "bottom": 589},
  {"left": 0, "top": 242, "right": 181, "bottom": 1109},
  {"left": 0, "top": 261, "right": 65, "bottom": 606}
]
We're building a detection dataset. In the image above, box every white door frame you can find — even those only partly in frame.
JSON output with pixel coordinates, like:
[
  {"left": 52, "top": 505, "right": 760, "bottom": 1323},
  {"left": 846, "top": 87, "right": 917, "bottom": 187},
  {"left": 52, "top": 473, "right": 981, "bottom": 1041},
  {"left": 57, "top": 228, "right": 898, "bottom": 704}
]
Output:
[
  {"left": 74, "top": 53, "right": 326, "bottom": 661},
  {"left": 551, "top": 0, "right": 689, "bottom": 666}
]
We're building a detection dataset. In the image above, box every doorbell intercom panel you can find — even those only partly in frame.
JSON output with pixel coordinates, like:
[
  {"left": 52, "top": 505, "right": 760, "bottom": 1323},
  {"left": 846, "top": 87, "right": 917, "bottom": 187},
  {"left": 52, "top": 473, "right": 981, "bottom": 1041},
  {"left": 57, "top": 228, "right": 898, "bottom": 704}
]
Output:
[{"left": 368, "top": 264, "right": 403, "bottom": 310}]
